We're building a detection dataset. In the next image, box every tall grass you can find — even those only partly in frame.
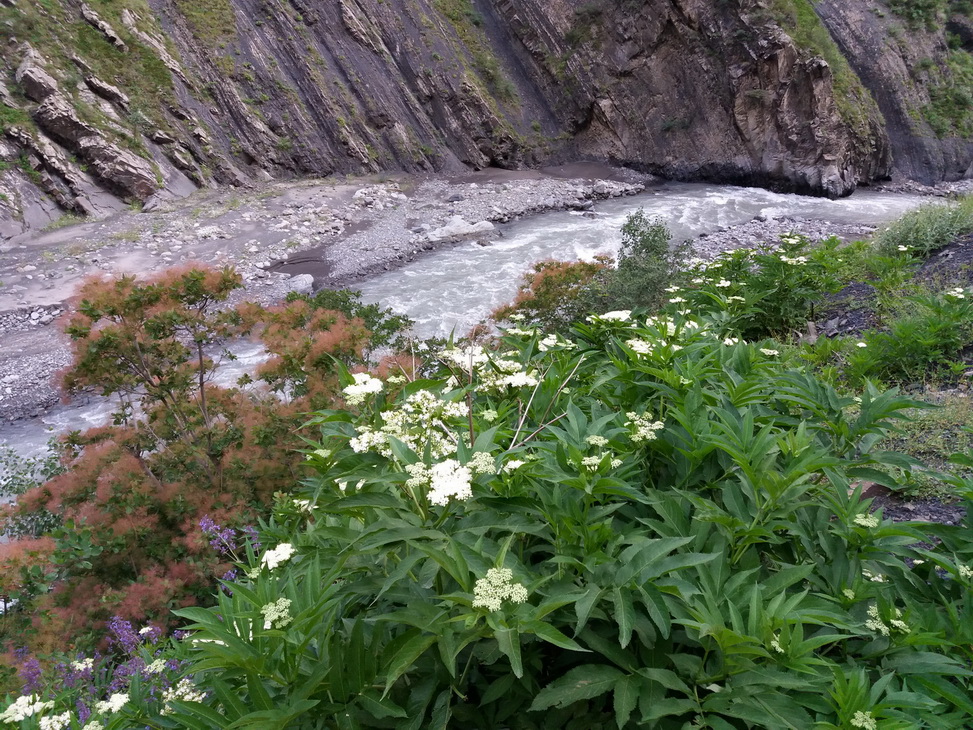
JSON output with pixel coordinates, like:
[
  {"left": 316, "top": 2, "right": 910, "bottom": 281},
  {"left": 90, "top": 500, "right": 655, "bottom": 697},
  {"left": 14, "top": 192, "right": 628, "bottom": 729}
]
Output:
[{"left": 875, "top": 195, "right": 973, "bottom": 256}]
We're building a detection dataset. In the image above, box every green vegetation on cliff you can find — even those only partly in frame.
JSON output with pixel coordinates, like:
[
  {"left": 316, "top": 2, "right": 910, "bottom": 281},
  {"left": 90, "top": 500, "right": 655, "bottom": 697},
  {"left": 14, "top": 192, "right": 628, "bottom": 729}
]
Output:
[
  {"left": 0, "top": 0, "right": 176, "bottom": 139},
  {"left": 768, "top": 0, "right": 882, "bottom": 136}
]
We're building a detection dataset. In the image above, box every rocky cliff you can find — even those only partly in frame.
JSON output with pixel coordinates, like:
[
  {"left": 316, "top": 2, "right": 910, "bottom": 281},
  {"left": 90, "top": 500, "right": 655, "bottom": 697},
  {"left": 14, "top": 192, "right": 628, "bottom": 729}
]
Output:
[{"left": 1, "top": 0, "right": 970, "bottom": 239}]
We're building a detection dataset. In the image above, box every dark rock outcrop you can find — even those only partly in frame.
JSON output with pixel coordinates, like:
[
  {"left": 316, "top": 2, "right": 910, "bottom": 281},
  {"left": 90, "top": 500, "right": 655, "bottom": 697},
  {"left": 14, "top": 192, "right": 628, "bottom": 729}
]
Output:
[{"left": 1, "top": 0, "right": 971, "bottom": 237}]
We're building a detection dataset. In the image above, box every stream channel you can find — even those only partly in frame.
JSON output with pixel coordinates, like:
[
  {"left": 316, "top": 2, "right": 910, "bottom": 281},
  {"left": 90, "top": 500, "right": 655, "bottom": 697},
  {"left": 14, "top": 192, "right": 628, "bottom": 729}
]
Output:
[{"left": 0, "top": 182, "right": 929, "bottom": 471}]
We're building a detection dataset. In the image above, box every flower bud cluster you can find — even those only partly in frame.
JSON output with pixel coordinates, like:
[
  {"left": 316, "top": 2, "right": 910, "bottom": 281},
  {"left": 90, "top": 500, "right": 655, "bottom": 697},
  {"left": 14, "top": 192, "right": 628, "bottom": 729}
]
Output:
[
  {"left": 625, "top": 412, "right": 665, "bottom": 443},
  {"left": 472, "top": 568, "right": 529, "bottom": 611},
  {"left": 161, "top": 678, "right": 207, "bottom": 716},
  {"left": 261, "top": 597, "right": 293, "bottom": 630}
]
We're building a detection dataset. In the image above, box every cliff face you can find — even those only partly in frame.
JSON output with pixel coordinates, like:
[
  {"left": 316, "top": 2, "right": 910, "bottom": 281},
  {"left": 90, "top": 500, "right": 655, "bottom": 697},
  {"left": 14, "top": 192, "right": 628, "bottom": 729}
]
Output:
[{"left": 0, "top": 0, "right": 970, "bottom": 239}]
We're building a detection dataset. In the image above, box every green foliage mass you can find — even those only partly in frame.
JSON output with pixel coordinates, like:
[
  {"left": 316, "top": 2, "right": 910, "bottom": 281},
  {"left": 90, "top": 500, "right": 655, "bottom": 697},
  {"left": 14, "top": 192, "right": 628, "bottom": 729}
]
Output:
[
  {"left": 875, "top": 196, "right": 973, "bottom": 257},
  {"left": 8, "top": 202, "right": 973, "bottom": 727},
  {"left": 25, "top": 303, "right": 973, "bottom": 728},
  {"left": 172, "top": 0, "right": 239, "bottom": 49},
  {"left": 920, "top": 49, "right": 973, "bottom": 139},
  {"left": 0, "top": 0, "right": 176, "bottom": 144}
]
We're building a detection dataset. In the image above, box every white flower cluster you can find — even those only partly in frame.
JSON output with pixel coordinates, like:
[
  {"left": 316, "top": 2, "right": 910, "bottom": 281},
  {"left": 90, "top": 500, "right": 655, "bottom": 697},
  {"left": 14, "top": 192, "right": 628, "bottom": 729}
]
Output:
[
  {"left": 538, "top": 333, "right": 577, "bottom": 351},
  {"left": 472, "top": 568, "right": 529, "bottom": 611},
  {"left": 429, "top": 460, "right": 473, "bottom": 505},
  {"left": 590, "top": 310, "right": 632, "bottom": 322},
  {"left": 161, "top": 678, "right": 207, "bottom": 716},
  {"left": 851, "top": 710, "right": 877, "bottom": 730},
  {"left": 351, "top": 390, "right": 465, "bottom": 459},
  {"left": 503, "top": 459, "right": 526, "bottom": 472},
  {"left": 293, "top": 498, "right": 316, "bottom": 514},
  {"left": 959, "top": 565, "right": 973, "bottom": 579},
  {"left": 853, "top": 513, "right": 879, "bottom": 528},
  {"left": 862, "top": 568, "right": 885, "bottom": 583},
  {"left": 39, "top": 713, "right": 71, "bottom": 730},
  {"left": 842, "top": 588, "right": 856, "bottom": 600},
  {"left": 625, "top": 338, "right": 654, "bottom": 356},
  {"left": 262, "top": 597, "right": 293, "bottom": 630},
  {"left": 780, "top": 234, "right": 803, "bottom": 246},
  {"left": 71, "top": 657, "right": 94, "bottom": 672},
  {"left": 94, "top": 693, "right": 129, "bottom": 714},
  {"left": 779, "top": 255, "right": 808, "bottom": 265},
  {"left": 645, "top": 316, "right": 678, "bottom": 337},
  {"left": 586, "top": 435, "right": 608, "bottom": 447},
  {"left": 82, "top": 722, "right": 104, "bottom": 730},
  {"left": 581, "top": 455, "right": 602, "bottom": 471},
  {"left": 865, "top": 604, "right": 909, "bottom": 636},
  {"left": 147, "top": 658, "right": 167, "bottom": 674},
  {"left": 261, "top": 543, "right": 295, "bottom": 570},
  {"left": 0, "top": 695, "right": 54, "bottom": 723},
  {"left": 342, "top": 372, "right": 383, "bottom": 406},
  {"left": 467, "top": 451, "right": 496, "bottom": 475},
  {"left": 581, "top": 454, "right": 623, "bottom": 471},
  {"left": 770, "top": 636, "right": 784, "bottom": 654},
  {"left": 946, "top": 286, "right": 967, "bottom": 300},
  {"left": 404, "top": 459, "right": 475, "bottom": 505},
  {"left": 481, "top": 409, "right": 498, "bottom": 422},
  {"left": 626, "top": 412, "right": 665, "bottom": 443},
  {"left": 759, "top": 348, "right": 779, "bottom": 356}
]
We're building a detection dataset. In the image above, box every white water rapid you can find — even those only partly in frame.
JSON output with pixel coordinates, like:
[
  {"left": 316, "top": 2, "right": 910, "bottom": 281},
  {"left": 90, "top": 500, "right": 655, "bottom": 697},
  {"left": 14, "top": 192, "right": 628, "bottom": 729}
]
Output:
[{"left": 355, "top": 183, "right": 929, "bottom": 338}]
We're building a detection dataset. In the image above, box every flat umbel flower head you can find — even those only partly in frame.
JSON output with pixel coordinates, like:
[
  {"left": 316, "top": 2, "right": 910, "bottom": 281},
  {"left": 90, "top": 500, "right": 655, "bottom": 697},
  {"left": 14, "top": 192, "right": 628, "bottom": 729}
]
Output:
[{"left": 472, "top": 568, "right": 529, "bottom": 611}]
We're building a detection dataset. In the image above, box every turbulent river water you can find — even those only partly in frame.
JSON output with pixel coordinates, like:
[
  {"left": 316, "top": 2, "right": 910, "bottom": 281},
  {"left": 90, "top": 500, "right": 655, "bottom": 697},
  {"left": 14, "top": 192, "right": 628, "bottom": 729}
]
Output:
[
  {"left": 355, "top": 182, "right": 928, "bottom": 338},
  {"left": 0, "top": 182, "right": 929, "bottom": 468}
]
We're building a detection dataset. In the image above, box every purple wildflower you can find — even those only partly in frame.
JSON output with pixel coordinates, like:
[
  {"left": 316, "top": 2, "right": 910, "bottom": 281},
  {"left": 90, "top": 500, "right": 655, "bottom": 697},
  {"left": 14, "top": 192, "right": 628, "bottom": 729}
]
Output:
[
  {"left": 199, "top": 515, "right": 239, "bottom": 555},
  {"left": 76, "top": 699, "right": 91, "bottom": 724},
  {"left": 17, "top": 651, "right": 42, "bottom": 694},
  {"left": 107, "top": 616, "right": 140, "bottom": 656},
  {"left": 242, "top": 525, "right": 261, "bottom": 553},
  {"left": 139, "top": 624, "right": 164, "bottom": 643},
  {"left": 220, "top": 568, "right": 238, "bottom": 596}
]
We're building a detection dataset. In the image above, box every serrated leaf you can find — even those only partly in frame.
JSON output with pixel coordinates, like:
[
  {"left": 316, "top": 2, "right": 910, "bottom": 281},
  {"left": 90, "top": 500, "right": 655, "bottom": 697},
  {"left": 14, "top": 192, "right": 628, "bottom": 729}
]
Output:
[
  {"left": 495, "top": 627, "right": 523, "bottom": 678},
  {"left": 613, "top": 587, "right": 635, "bottom": 649},
  {"left": 383, "top": 631, "right": 436, "bottom": 697},
  {"left": 613, "top": 675, "right": 638, "bottom": 729},
  {"left": 526, "top": 620, "right": 589, "bottom": 652},
  {"left": 529, "top": 665, "right": 625, "bottom": 712}
]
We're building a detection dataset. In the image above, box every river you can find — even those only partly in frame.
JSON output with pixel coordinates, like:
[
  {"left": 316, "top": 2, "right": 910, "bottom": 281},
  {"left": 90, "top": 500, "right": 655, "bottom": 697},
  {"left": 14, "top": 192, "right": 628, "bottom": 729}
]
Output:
[
  {"left": 0, "top": 182, "right": 929, "bottom": 469},
  {"left": 355, "top": 182, "right": 927, "bottom": 338}
]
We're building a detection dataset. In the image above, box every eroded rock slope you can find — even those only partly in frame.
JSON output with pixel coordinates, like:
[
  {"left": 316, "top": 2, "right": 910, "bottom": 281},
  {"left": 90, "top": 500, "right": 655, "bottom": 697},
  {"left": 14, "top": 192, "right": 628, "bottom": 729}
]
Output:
[{"left": 0, "top": 0, "right": 970, "bottom": 238}]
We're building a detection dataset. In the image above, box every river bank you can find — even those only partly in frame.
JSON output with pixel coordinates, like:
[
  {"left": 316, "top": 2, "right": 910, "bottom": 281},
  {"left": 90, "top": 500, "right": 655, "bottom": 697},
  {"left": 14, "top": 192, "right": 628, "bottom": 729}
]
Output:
[{"left": 0, "top": 166, "right": 970, "bottom": 430}]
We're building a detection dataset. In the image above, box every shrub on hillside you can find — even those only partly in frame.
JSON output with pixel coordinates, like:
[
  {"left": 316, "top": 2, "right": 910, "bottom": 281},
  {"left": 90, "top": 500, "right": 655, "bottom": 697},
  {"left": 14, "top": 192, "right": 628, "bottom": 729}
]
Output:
[{"left": 0, "top": 267, "right": 410, "bottom": 655}]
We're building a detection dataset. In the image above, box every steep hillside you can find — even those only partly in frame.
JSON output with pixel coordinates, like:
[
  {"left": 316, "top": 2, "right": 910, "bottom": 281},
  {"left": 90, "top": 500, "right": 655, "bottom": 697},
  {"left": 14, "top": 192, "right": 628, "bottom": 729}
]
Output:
[{"left": 0, "top": 0, "right": 969, "bottom": 239}]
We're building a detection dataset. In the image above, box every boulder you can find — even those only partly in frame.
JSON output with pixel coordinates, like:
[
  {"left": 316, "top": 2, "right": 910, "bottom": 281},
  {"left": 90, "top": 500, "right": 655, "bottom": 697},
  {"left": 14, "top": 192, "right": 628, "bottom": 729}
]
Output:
[
  {"left": 80, "top": 3, "right": 127, "bottom": 51},
  {"left": 75, "top": 136, "right": 159, "bottom": 200},
  {"left": 15, "top": 48, "right": 58, "bottom": 102},
  {"left": 287, "top": 274, "right": 315, "bottom": 295},
  {"left": 84, "top": 76, "right": 130, "bottom": 109},
  {"left": 427, "top": 216, "right": 495, "bottom": 242},
  {"left": 33, "top": 94, "right": 96, "bottom": 144}
]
